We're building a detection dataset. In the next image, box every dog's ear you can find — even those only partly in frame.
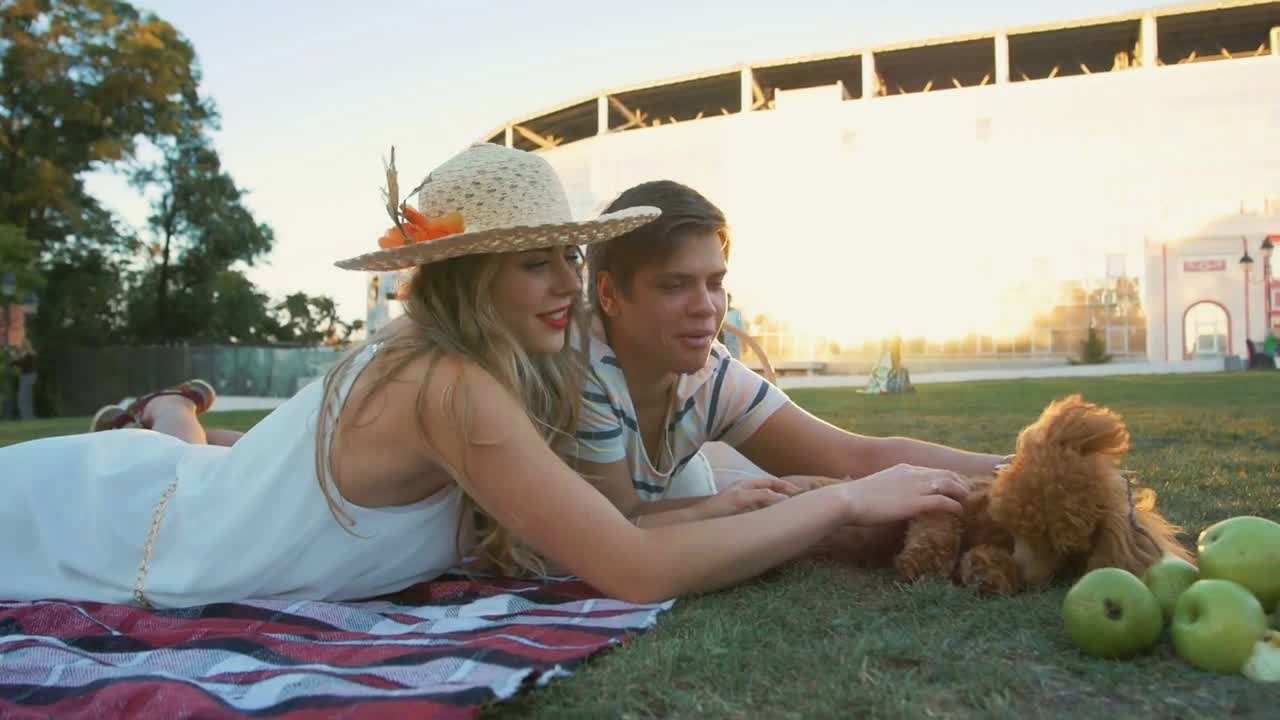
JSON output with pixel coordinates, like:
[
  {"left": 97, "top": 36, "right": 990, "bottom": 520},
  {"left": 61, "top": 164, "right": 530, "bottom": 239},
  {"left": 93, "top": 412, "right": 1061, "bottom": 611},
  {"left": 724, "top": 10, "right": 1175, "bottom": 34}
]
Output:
[
  {"left": 994, "top": 396, "right": 1128, "bottom": 559},
  {"left": 1021, "top": 395, "right": 1129, "bottom": 460},
  {"left": 1084, "top": 497, "right": 1192, "bottom": 575}
]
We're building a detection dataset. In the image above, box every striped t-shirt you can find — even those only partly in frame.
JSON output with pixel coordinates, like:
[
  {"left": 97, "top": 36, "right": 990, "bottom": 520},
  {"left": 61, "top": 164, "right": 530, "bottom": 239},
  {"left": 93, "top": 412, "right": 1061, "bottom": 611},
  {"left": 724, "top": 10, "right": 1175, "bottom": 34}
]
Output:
[{"left": 561, "top": 320, "right": 789, "bottom": 501}]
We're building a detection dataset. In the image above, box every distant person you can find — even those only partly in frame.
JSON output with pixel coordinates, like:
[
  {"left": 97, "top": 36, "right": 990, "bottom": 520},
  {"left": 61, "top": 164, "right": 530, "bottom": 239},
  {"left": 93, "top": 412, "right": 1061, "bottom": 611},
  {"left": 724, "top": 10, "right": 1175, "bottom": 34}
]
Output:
[
  {"left": 15, "top": 340, "right": 36, "bottom": 421},
  {"left": 1246, "top": 338, "right": 1276, "bottom": 370},
  {"left": 718, "top": 293, "right": 747, "bottom": 360}
]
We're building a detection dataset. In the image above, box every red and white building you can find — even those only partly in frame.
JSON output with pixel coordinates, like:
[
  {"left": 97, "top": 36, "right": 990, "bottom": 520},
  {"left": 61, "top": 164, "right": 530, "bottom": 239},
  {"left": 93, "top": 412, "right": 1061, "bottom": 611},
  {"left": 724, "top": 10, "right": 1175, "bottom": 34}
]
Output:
[{"left": 1146, "top": 216, "right": 1278, "bottom": 362}]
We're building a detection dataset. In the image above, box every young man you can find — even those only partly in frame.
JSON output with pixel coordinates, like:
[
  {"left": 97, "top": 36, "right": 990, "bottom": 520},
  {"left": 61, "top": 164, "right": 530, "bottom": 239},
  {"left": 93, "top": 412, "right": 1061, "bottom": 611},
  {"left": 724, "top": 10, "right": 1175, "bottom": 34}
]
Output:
[{"left": 567, "top": 180, "right": 1009, "bottom": 536}]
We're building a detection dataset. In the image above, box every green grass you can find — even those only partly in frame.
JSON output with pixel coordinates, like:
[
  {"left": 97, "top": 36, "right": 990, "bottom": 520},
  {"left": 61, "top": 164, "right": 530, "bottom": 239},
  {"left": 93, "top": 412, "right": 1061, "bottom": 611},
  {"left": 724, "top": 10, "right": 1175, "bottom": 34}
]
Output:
[
  {"left": 4, "top": 373, "right": 1278, "bottom": 718},
  {"left": 492, "top": 374, "right": 1280, "bottom": 720},
  {"left": 0, "top": 410, "right": 268, "bottom": 447}
]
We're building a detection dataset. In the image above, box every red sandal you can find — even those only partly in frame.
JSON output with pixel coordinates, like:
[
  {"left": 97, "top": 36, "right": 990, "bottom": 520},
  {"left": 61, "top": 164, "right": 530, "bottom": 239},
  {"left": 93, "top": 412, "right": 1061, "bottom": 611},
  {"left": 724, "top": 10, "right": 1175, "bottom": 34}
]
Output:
[
  {"left": 89, "top": 405, "right": 138, "bottom": 433},
  {"left": 89, "top": 379, "right": 218, "bottom": 432},
  {"left": 125, "top": 379, "right": 218, "bottom": 419}
]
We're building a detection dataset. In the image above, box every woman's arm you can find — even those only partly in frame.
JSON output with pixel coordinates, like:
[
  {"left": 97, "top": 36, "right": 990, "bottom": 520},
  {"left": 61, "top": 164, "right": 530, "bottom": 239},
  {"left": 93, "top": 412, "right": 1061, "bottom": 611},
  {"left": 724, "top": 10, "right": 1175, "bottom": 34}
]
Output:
[
  {"left": 422, "top": 361, "right": 967, "bottom": 603},
  {"left": 570, "top": 455, "right": 800, "bottom": 528}
]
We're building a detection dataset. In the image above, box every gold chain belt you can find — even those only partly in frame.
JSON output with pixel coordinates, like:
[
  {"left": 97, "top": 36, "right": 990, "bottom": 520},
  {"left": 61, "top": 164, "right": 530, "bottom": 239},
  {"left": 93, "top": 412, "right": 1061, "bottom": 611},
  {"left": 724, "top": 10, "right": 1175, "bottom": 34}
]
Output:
[{"left": 133, "top": 479, "right": 179, "bottom": 609}]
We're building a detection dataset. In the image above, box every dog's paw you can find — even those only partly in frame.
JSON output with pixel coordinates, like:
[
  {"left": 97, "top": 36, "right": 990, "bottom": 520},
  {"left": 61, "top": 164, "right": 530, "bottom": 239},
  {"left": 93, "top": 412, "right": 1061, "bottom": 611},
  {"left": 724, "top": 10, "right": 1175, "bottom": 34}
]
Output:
[
  {"left": 958, "top": 545, "right": 1021, "bottom": 595},
  {"left": 895, "top": 544, "right": 957, "bottom": 582}
]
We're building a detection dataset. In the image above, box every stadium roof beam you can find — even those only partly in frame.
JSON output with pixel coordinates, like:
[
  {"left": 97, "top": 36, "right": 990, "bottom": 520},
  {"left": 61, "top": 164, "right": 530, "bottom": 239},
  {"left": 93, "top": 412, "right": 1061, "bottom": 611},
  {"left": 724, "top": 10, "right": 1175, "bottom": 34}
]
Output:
[
  {"left": 1156, "top": 2, "right": 1280, "bottom": 66},
  {"left": 606, "top": 72, "right": 739, "bottom": 134},
  {"left": 750, "top": 76, "right": 770, "bottom": 110},
  {"left": 512, "top": 125, "right": 561, "bottom": 151},
  {"left": 607, "top": 96, "right": 647, "bottom": 131},
  {"left": 509, "top": 99, "right": 596, "bottom": 151},
  {"left": 873, "top": 38, "right": 995, "bottom": 96},
  {"left": 1009, "top": 20, "right": 1140, "bottom": 82},
  {"left": 749, "top": 54, "right": 862, "bottom": 109},
  {"left": 948, "top": 74, "right": 991, "bottom": 88}
]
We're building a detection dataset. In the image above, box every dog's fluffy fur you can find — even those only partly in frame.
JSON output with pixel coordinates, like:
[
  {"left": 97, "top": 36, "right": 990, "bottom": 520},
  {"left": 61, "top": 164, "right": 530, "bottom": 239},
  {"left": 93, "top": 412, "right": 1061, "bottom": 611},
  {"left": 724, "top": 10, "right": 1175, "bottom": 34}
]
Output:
[{"left": 824, "top": 395, "right": 1193, "bottom": 594}]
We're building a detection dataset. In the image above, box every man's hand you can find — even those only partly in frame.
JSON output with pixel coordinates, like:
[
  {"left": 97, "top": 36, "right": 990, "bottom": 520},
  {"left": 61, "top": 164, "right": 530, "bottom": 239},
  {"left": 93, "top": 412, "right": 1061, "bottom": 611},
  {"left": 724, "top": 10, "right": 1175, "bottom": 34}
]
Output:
[{"left": 692, "top": 477, "right": 804, "bottom": 520}]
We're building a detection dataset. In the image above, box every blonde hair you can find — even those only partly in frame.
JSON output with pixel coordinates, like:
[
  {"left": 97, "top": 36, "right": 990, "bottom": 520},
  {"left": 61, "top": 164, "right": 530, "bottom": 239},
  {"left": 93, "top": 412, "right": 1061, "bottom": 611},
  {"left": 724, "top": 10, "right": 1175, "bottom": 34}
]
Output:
[{"left": 313, "top": 251, "right": 586, "bottom": 577}]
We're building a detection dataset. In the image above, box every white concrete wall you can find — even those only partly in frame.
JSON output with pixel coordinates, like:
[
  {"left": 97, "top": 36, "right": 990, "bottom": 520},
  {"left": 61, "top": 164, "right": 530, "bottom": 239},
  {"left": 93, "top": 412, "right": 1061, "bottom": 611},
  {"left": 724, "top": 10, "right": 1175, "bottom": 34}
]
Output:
[
  {"left": 1145, "top": 245, "right": 1170, "bottom": 363},
  {"left": 539, "top": 56, "right": 1280, "bottom": 348}
]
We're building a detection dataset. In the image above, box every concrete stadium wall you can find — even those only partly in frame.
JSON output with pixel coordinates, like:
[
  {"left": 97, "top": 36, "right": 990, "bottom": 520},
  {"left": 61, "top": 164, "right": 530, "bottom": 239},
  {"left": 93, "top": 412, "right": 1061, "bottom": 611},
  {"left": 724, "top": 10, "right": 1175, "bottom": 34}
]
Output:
[{"left": 536, "top": 56, "right": 1280, "bottom": 350}]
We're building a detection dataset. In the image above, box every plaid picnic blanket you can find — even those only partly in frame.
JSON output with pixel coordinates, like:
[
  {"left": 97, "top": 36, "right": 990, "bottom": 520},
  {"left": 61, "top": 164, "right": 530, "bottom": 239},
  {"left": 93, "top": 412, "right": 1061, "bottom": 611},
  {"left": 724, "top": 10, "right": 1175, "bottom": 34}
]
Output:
[{"left": 0, "top": 575, "right": 674, "bottom": 719}]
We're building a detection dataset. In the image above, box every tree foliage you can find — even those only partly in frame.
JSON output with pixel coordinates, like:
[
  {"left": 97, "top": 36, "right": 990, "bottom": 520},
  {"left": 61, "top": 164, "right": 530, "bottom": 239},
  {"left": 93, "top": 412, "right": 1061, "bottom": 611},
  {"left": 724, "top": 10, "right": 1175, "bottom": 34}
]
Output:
[
  {"left": 1, "top": 0, "right": 359, "bottom": 358},
  {"left": 1, "top": 0, "right": 206, "bottom": 256}
]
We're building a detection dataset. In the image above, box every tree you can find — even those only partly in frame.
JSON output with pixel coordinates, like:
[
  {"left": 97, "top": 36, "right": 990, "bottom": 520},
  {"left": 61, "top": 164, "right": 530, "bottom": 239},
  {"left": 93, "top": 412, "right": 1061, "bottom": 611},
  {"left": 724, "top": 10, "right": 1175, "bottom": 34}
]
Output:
[
  {"left": 194, "top": 269, "right": 280, "bottom": 344},
  {"left": 125, "top": 130, "right": 274, "bottom": 342},
  {"left": 2, "top": 0, "right": 208, "bottom": 353},
  {"left": 1072, "top": 324, "right": 1113, "bottom": 365},
  {"left": 22, "top": 205, "right": 138, "bottom": 351},
  {"left": 1, "top": 0, "right": 207, "bottom": 251},
  {"left": 273, "top": 292, "right": 364, "bottom": 346},
  {"left": 3, "top": 0, "right": 362, "bottom": 353},
  {"left": 0, "top": 223, "right": 43, "bottom": 297},
  {"left": 29, "top": 249, "right": 130, "bottom": 346}
]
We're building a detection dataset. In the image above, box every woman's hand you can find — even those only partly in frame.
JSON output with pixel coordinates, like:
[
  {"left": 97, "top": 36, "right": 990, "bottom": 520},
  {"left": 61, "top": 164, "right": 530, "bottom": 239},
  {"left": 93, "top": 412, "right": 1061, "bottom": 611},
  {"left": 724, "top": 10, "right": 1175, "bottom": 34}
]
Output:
[
  {"left": 831, "top": 464, "right": 970, "bottom": 526},
  {"left": 692, "top": 477, "right": 803, "bottom": 520}
]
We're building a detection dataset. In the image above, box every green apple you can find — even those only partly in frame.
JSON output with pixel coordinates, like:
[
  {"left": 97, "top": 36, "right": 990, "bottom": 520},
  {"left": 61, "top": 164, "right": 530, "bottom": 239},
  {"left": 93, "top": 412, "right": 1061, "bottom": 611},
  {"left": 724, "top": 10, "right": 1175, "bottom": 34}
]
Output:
[
  {"left": 1241, "top": 630, "right": 1280, "bottom": 683},
  {"left": 1197, "top": 516, "right": 1280, "bottom": 612},
  {"left": 1062, "top": 568, "right": 1163, "bottom": 659},
  {"left": 1172, "top": 579, "right": 1268, "bottom": 674},
  {"left": 1142, "top": 555, "right": 1200, "bottom": 623}
]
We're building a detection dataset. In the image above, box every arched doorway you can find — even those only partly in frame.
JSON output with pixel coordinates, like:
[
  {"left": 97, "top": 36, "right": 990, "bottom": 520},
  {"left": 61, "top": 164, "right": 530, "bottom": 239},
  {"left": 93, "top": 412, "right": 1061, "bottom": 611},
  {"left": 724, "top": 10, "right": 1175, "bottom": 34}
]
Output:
[{"left": 1183, "top": 301, "right": 1231, "bottom": 359}]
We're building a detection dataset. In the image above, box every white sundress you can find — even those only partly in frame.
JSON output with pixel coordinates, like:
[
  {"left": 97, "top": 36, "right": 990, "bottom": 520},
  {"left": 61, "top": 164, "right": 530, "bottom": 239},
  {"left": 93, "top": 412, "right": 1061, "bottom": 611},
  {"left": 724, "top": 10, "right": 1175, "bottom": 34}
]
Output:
[{"left": 0, "top": 342, "right": 465, "bottom": 608}]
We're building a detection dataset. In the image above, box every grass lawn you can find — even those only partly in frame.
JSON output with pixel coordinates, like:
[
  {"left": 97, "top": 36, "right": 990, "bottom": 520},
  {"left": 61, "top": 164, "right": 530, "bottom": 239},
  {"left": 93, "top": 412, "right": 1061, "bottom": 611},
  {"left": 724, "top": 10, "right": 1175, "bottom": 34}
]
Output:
[{"left": 3, "top": 373, "right": 1278, "bottom": 718}]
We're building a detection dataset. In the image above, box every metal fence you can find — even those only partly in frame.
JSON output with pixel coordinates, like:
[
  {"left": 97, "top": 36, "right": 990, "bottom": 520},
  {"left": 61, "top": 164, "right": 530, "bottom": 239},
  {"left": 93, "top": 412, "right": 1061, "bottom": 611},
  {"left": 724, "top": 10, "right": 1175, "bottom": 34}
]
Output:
[{"left": 46, "top": 344, "right": 341, "bottom": 416}]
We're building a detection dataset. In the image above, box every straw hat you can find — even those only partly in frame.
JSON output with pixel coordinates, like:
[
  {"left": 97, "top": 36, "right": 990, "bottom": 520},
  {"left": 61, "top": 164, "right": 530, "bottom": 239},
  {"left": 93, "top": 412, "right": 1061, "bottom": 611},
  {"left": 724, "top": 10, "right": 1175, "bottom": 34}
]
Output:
[{"left": 335, "top": 143, "right": 659, "bottom": 271}]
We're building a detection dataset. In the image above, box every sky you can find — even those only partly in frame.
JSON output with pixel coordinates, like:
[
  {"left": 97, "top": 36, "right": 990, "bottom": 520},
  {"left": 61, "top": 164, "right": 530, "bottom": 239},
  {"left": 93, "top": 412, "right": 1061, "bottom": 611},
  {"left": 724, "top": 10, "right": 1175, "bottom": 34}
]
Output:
[{"left": 90, "top": 0, "right": 1174, "bottom": 329}]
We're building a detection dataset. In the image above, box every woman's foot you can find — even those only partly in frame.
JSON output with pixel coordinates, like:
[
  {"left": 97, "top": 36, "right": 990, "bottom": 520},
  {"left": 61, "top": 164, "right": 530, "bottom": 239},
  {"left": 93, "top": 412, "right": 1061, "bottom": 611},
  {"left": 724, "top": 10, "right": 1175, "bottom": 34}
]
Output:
[
  {"left": 123, "top": 379, "right": 218, "bottom": 422},
  {"left": 89, "top": 379, "right": 217, "bottom": 432}
]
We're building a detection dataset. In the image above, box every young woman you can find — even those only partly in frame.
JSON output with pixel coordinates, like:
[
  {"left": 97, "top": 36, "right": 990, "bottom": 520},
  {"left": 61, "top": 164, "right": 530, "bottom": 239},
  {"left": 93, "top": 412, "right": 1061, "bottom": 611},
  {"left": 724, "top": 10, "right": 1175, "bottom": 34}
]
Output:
[{"left": 0, "top": 144, "right": 968, "bottom": 609}]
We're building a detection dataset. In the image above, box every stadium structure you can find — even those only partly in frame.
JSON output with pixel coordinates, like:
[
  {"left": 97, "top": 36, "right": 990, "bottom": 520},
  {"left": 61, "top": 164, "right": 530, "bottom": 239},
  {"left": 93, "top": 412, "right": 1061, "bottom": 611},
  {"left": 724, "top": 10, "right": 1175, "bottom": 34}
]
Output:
[{"left": 371, "top": 1, "right": 1280, "bottom": 370}]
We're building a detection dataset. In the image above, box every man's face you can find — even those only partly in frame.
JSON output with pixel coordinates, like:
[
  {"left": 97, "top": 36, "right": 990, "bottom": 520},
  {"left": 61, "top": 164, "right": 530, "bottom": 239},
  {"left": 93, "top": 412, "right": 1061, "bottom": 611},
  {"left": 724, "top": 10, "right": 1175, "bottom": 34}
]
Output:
[{"left": 603, "top": 230, "right": 727, "bottom": 374}]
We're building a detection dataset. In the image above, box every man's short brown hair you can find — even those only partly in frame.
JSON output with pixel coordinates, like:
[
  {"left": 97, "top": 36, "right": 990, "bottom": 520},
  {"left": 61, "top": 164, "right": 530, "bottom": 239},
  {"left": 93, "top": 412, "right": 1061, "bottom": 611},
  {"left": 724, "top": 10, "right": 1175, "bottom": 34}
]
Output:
[{"left": 587, "top": 180, "right": 730, "bottom": 305}]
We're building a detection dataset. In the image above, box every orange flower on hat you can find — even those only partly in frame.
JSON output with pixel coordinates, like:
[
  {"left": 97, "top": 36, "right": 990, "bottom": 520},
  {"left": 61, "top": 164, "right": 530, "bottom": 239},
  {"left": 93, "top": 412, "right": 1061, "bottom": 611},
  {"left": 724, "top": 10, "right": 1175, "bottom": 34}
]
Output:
[
  {"left": 377, "top": 209, "right": 466, "bottom": 249},
  {"left": 374, "top": 147, "right": 466, "bottom": 250}
]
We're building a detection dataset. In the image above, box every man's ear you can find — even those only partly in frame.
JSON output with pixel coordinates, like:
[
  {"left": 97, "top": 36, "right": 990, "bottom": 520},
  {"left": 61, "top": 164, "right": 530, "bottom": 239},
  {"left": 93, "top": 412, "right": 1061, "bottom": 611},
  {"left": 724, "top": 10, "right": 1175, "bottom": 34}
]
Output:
[{"left": 596, "top": 271, "right": 620, "bottom": 317}]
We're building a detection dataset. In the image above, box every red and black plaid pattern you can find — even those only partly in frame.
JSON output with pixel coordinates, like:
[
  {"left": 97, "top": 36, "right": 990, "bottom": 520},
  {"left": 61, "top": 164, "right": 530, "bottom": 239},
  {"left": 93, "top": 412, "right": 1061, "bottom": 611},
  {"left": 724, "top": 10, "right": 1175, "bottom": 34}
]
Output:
[{"left": 0, "top": 575, "right": 673, "bottom": 719}]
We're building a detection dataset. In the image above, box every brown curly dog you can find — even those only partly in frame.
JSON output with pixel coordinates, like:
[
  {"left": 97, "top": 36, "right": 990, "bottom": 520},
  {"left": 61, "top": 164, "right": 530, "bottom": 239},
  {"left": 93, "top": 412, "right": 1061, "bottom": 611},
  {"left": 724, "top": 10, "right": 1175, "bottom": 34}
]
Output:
[{"left": 817, "top": 395, "right": 1193, "bottom": 594}]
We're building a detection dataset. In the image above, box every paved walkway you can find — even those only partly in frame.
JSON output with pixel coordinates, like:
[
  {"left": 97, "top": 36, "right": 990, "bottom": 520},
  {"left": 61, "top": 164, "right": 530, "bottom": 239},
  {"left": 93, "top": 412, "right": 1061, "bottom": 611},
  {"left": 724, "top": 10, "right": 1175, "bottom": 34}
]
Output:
[
  {"left": 773, "top": 358, "right": 1224, "bottom": 390},
  {"left": 211, "top": 359, "right": 1225, "bottom": 411}
]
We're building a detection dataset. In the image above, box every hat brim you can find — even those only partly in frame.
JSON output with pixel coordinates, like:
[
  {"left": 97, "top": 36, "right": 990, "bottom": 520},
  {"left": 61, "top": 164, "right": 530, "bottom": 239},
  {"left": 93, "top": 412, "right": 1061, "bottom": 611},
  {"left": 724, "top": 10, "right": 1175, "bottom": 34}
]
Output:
[{"left": 335, "top": 206, "right": 659, "bottom": 272}]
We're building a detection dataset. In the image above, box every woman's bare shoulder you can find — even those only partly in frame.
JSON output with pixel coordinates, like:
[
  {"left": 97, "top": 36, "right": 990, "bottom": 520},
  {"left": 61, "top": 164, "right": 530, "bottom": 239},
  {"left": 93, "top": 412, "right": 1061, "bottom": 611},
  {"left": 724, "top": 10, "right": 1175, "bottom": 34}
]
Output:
[
  {"left": 350, "top": 334, "right": 520, "bottom": 443},
  {"left": 328, "top": 344, "right": 523, "bottom": 507}
]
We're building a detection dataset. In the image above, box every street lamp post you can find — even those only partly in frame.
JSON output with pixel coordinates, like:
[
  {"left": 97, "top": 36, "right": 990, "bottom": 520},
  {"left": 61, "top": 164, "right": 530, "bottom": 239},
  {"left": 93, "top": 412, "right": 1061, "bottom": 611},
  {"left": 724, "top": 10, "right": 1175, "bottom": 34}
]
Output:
[
  {"left": 1240, "top": 248, "right": 1253, "bottom": 355},
  {"left": 1263, "top": 236, "right": 1275, "bottom": 335}
]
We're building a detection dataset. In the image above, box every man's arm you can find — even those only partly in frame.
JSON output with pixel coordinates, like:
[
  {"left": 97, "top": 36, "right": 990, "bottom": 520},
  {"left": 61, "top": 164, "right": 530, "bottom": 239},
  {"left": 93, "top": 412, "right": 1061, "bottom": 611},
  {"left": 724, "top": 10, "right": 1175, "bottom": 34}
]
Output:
[
  {"left": 569, "top": 457, "right": 710, "bottom": 527},
  {"left": 734, "top": 401, "right": 1008, "bottom": 482}
]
